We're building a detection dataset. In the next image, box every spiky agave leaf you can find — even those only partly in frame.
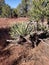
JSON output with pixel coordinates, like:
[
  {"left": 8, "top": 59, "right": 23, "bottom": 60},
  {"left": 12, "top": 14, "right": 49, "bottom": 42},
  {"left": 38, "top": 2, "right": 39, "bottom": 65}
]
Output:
[{"left": 9, "top": 21, "right": 34, "bottom": 39}]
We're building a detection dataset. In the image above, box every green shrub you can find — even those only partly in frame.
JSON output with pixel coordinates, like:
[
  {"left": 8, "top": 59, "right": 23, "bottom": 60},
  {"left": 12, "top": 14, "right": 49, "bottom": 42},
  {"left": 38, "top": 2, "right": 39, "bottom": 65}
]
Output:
[{"left": 9, "top": 21, "right": 34, "bottom": 39}]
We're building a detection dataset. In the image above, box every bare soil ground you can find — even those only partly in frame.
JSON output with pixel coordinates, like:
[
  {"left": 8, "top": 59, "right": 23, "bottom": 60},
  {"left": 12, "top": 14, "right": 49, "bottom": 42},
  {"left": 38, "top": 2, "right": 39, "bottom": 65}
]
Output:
[
  {"left": 0, "top": 17, "right": 29, "bottom": 28},
  {"left": 0, "top": 39, "right": 49, "bottom": 65},
  {"left": 0, "top": 18, "right": 49, "bottom": 65}
]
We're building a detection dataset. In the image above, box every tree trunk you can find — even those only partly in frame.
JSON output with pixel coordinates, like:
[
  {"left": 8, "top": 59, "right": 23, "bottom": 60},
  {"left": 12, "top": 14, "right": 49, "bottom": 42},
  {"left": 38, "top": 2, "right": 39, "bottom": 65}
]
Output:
[
  {"left": 37, "top": 21, "right": 39, "bottom": 31},
  {"left": 47, "top": 18, "right": 49, "bottom": 29},
  {"left": 41, "top": 16, "right": 44, "bottom": 31}
]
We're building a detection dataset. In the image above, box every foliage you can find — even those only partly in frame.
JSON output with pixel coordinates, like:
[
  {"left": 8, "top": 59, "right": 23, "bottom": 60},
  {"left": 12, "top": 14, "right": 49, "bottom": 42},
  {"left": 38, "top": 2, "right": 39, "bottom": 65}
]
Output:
[
  {"left": 9, "top": 21, "right": 34, "bottom": 39},
  {"left": 16, "top": 4, "right": 22, "bottom": 17},
  {"left": 29, "top": 0, "right": 49, "bottom": 31},
  {"left": 0, "top": 0, "right": 11, "bottom": 17},
  {"left": 11, "top": 8, "right": 18, "bottom": 18},
  {"left": 0, "top": 0, "right": 5, "bottom": 17},
  {"left": 0, "top": 0, "right": 49, "bottom": 18},
  {"left": 0, "top": 0, "right": 5, "bottom": 6},
  {"left": 1, "top": 4, "right": 11, "bottom": 17},
  {"left": 16, "top": 0, "right": 32, "bottom": 17}
]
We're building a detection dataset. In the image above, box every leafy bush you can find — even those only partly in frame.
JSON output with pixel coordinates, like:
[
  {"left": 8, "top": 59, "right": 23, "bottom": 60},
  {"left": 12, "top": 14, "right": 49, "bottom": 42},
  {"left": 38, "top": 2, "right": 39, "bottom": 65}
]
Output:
[{"left": 9, "top": 21, "right": 34, "bottom": 39}]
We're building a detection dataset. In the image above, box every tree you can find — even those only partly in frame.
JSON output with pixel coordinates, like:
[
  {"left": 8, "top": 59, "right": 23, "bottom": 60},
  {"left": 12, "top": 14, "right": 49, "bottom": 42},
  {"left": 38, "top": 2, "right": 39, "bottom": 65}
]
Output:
[
  {"left": 16, "top": 4, "right": 22, "bottom": 17},
  {"left": 29, "top": 0, "right": 41, "bottom": 31},
  {"left": 0, "top": 0, "right": 5, "bottom": 6},
  {"left": 29, "top": 0, "right": 49, "bottom": 31},
  {"left": 1, "top": 4, "right": 11, "bottom": 17},
  {"left": 39, "top": 0, "right": 49, "bottom": 26},
  {"left": 46, "top": 0, "right": 49, "bottom": 27},
  {"left": 0, "top": 0, "right": 11, "bottom": 17},
  {"left": 21, "top": 0, "right": 33, "bottom": 17},
  {"left": 16, "top": 0, "right": 32, "bottom": 17},
  {"left": 11, "top": 8, "right": 18, "bottom": 18},
  {"left": 21, "top": 0, "right": 28, "bottom": 17},
  {"left": 0, "top": 0, "right": 5, "bottom": 17}
]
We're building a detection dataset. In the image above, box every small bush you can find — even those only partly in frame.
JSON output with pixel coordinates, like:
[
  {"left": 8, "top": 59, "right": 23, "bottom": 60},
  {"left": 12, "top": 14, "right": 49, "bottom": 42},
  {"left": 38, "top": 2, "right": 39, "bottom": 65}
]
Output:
[{"left": 9, "top": 21, "right": 34, "bottom": 39}]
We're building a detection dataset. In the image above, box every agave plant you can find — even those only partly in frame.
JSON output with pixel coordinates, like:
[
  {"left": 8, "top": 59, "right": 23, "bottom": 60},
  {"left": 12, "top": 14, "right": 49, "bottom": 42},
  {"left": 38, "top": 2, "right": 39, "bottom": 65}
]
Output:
[{"left": 9, "top": 21, "right": 34, "bottom": 39}]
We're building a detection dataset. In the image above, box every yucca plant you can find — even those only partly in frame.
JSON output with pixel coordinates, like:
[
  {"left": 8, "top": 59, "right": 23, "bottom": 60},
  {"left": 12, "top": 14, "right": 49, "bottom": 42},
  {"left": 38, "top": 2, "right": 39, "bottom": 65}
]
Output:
[{"left": 9, "top": 21, "right": 34, "bottom": 39}]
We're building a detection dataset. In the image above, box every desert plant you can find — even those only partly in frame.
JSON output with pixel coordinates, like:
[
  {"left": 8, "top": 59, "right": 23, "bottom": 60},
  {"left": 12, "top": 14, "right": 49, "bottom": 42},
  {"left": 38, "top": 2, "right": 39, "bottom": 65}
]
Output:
[{"left": 9, "top": 21, "right": 34, "bottom": 39}]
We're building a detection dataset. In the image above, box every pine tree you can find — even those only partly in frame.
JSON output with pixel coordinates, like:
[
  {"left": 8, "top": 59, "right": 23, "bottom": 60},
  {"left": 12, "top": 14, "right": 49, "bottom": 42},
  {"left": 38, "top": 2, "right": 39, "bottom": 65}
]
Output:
[
  {"left": 0, "top": 0, "right": 5, "bottom": 17},
  {"left": 17, "top": 0, "right": 31, "bottom": 17},
  {"left": 29, "top": 0, "right": 49, "bottom": 31}
]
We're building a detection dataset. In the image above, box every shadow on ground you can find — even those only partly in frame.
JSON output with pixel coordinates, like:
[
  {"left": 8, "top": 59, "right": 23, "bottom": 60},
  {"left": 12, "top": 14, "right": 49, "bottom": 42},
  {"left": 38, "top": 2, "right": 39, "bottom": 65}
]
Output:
[{"left": 0, "top": 27, "right": 11, "bottom": 49}]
